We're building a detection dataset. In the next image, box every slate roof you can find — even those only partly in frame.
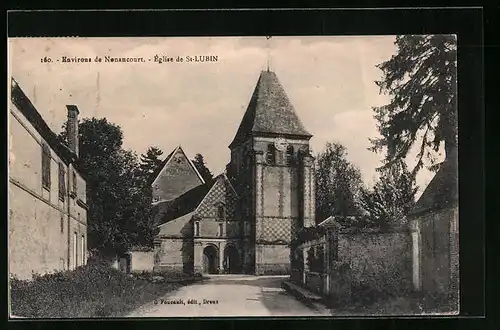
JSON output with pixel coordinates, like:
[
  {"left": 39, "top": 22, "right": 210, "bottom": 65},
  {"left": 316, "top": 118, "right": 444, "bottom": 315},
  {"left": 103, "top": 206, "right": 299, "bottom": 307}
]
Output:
[
  {"left": 229, "top": 70, "right": 312, "bottom": 148},
  {"left": 409, "top": 157, "right": 458, "bottom": 216},
  {"left": 10, "top": 78, "right": 86, "bottom": 178},
  {"left": 157, "top": 181, "right": 213, "bottom": 226},
  {"left": 148, "top": 147, "right": 177, "bottom": 185},
  {"left": 149, "top": 145, "right": 205, "bottom": 187}
]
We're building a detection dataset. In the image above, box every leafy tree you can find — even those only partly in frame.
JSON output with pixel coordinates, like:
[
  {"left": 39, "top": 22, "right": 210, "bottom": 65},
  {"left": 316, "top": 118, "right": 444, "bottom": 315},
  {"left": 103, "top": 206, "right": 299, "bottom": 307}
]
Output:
[
  {"left": 315, "top": 142, "right": 364, "bottom": 225},
  {"left": 359, "top": 160, "right": 418, "bottom": 230},
  {"left": 191, "top": 153, "right": 214, "bottom": 184},
  {"left": 59, "top": 118, "right": 158, "bottom": 257},
  {"left": 371, "top": 35, "right": 458, "bottom": 174}
]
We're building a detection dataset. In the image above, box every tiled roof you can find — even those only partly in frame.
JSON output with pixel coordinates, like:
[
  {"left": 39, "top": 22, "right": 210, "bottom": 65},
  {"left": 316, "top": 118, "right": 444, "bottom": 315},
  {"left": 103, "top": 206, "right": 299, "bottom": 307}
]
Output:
[
  {"left": 157, "top": 181, "right": 214, "bottom": 226},
  {"left": 409, "top": 157, "right": 458, "bottom": 216},
  {"left": 229, "top": 70, "right": 312, "bottom": 148},
  {"left": 148, "top": 147, "right": 177, "bottom": 185}
]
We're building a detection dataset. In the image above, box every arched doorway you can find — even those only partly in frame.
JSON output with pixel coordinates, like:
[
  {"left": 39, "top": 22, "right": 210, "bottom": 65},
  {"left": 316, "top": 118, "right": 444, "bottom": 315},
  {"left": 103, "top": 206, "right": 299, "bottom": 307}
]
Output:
[
  {"left": 224, "top": 245, "right": 241, "bottom": 274},
  {"left": 203, "top": 245, "right": 219, "bottom": 274}
]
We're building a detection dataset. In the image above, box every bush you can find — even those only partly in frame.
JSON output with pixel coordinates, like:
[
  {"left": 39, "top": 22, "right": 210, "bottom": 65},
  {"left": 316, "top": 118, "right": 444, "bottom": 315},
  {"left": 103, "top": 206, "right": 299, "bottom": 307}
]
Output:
[{"left": 9, "top": 263, "right": 183, "bottom": 318}]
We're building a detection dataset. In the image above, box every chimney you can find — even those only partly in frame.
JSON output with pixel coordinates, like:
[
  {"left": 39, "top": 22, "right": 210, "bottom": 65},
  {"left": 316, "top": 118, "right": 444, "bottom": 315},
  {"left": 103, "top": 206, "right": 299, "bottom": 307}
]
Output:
[{"left": 66, "top": 105, "right": 80, "bottom": 157}]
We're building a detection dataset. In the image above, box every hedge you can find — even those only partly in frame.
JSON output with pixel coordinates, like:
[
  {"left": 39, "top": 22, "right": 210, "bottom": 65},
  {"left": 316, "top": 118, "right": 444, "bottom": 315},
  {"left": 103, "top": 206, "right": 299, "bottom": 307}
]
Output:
[{"left": 9, "top": 263, "right": 185, "bottom": 318}]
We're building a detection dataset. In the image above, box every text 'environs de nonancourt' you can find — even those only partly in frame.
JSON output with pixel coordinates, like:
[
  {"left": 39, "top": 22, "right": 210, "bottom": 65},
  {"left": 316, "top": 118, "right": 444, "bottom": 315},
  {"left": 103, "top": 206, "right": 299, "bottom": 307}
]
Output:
[{"left": 43, "top": 55, "right": 220, "bottom": 64}]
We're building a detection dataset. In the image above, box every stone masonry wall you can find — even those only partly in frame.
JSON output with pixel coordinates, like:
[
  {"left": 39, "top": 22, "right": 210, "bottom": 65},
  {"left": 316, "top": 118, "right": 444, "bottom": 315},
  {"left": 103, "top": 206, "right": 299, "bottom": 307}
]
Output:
[{"left": 338, "top": 230, "right": 412, "bottom": 295}]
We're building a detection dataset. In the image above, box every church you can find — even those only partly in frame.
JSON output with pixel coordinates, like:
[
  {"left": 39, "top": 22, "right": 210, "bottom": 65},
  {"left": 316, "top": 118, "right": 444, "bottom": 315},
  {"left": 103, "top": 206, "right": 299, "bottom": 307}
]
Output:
[{"left": 151, "top": 70, "right": 316, "bottom": 275}]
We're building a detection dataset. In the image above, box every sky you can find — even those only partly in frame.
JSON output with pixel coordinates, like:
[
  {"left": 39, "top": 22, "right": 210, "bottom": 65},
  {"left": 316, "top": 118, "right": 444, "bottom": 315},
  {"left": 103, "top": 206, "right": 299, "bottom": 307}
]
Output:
[{"left": 8, "top": 36, "right": 439, "bottom": 195}]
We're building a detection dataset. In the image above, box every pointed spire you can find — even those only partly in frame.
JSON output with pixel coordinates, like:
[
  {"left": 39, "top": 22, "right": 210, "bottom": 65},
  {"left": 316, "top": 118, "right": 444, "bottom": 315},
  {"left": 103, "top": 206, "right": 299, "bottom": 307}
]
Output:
[{"left": 229, "top": 70, "right": 312, "bottom": 148}]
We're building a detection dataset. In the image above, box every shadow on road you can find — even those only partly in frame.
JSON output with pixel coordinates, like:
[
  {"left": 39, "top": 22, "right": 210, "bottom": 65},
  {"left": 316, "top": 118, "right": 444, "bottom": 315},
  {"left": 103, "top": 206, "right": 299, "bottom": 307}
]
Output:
[
  {"left": 198, "top": 275, "right": 287, "bottom": 288},
  {"left": 198, "top": 275, "right": 321, "bottom": 315}
]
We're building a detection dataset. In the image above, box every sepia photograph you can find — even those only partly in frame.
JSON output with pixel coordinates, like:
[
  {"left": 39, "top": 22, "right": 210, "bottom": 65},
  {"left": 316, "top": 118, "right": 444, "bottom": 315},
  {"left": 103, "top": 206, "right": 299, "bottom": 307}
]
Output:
[{"left": 8, "top": 35, "right": 459, "bottom": 318}]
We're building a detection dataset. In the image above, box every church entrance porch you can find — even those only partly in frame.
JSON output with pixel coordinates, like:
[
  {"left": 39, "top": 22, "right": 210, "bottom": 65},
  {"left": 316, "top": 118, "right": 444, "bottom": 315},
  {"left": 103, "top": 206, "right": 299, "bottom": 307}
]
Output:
[
  {"left": 203, "top": 245, "right": 219, "bottom": 274},
  {"left": 223, "top": 244, "right": 241, "bottom": 274}
]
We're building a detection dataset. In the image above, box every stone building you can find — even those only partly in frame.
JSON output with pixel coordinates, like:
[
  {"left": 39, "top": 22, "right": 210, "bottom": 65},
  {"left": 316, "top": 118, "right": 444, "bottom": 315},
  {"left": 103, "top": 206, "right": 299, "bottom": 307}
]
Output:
[
  {"left": 8, "top": 78, "right": 89, "bottom": 280},
  {"left": 409, "top": 153, "right": 459, "bottom": 309},
  {"left": 153, "top": 70, "right": 315, "bottom": 275}
]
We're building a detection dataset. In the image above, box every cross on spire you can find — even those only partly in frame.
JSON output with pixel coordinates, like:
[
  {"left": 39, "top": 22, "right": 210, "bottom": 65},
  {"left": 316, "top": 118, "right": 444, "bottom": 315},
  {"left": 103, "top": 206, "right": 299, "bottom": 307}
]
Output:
[{"left": 266, "top": 36, "right": 272, "bottom": 72}]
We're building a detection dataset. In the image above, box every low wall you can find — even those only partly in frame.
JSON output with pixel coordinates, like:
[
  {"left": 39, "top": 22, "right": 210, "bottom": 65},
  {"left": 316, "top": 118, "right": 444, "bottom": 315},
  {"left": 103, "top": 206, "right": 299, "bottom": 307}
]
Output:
[
  {"left": 338, "top": 230, "right": 412, "bottom": 295},
  {"left": 304, "top": 272, "right": 324, "bottom": 295},
  {"left": 130, "top": 251, "right": 154, "bottom": 272}
]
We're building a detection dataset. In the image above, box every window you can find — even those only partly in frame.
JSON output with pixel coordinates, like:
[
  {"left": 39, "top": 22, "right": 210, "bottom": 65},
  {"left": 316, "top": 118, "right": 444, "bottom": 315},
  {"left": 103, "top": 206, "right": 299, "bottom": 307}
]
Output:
[
  {"left": 60, "top": 215, "right": 64, "bottom": 233},
  {"left": 73, "top": 232, "right": 78, "bottom": 269},
  {"left": 217, "top": 205, "right": 225, "bottom": 220},
  {"left": 58, "top": 163, "right": 66, "bottom": 201},
  {"left": 286, "top": 145, "right": 294, "bottom": 165},
  {"left": 245, "top": 149, "right": 252, "bottom": 169},
  {"left": 194, "top": 221, "right": 200, "bottom": 236},
  {"left": 218, "top": 223, "right": 224, "bottom": 237},
  {"left": 266, "top": 144, "right": 276, "bottom": 164},
  {"left": 81, "top": 235, "right": 85, "bottom": 265},
  {"left": 41, "top": 143, "right": 51, "bottom": 189},
  {"left": 72, "top": 171, "right": 77, "bottom": 195}
]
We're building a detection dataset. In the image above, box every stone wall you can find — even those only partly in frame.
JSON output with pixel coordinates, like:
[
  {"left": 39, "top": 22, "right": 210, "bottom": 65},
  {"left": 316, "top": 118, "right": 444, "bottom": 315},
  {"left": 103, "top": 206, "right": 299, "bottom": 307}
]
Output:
[
  {"left": 129, "top": 251, "right": 154, "bottom": 272},
  {"left": 338, "top": 229, "right": 412, "bottom": 295},
  {"left": 416, "top": 206, "right": 459, "bottom": 302},
  {"left": 9, "top": 105, "right": 87, "bottom": 280},
  {"left": 255, "top": 244, "right": 290, "bottom": 275},
  {"left": 154, "top": 238, "right": 186, "bottom": 273},
  {"left": 304, "top": 272, "right": 324, "bottom": 294}
]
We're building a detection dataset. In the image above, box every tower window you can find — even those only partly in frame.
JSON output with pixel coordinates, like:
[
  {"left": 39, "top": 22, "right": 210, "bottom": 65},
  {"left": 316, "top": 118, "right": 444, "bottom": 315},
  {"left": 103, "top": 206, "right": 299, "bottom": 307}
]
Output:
[
  {"left": 72, "top": 171, "right": 77, "bottom": 195},
  {"left": 286, "top": 145, "right": 294, "bottom": 165},
  {"left": 266, "top": 144, "right": 276, "bottom": 165}
]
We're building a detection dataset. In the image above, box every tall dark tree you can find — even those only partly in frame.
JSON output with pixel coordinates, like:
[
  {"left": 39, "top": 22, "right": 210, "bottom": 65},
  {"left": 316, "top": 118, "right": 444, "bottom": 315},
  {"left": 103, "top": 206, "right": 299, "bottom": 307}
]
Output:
[
  {"left": 371, "top": 35, "right": 458, "bottom": 175},
  {"left": 139, "top": 146, "right": 164, "bottom": 183},
  {"left": 359, "top": 160, "right": 418, "bottom": 230},
  {"left": 315, "top": 142, "right": 364, "bottom": 225},
  {"left": 191, "top": 153, "right": 214, "bottom": 184}
]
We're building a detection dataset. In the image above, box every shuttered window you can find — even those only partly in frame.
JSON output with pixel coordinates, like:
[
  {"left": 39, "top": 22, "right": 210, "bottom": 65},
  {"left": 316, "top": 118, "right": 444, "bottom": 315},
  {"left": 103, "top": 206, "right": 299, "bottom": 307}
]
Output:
[
  {"left": 41, "top": 143, "right": 51, "bottom": 189},
  {"left": 58, "top": 163, "right": 66, "bottom": 201}
]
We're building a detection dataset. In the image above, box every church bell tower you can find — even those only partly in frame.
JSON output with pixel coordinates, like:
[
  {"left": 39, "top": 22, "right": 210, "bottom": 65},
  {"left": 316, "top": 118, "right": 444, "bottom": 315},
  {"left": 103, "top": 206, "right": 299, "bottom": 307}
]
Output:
[{"left": 227, "top": 70, "right": 315, "bottom": 275}]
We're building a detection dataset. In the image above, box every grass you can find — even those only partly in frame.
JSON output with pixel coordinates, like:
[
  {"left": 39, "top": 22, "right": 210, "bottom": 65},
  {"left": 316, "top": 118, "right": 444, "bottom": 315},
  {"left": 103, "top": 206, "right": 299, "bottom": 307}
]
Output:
[
  {"left": 327, "top": 283, "right": 458, "bottom": 316},
  {"left": 325, "top": 283, "right": 425, "bottom": 316},
  {"left": 9, "top": 264, "right": 200, "bottom": 318}
]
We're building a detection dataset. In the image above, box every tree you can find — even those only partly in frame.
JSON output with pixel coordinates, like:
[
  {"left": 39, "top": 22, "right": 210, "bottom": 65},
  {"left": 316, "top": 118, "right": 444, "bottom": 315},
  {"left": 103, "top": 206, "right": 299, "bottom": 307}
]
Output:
[
  {"left": 191, "top": 153, "right": 214, "bottom": 184},
  {"left": 371, "top": 35, "right": 458, "bottom": 175},
  {"left": 59, "top": 118, "right": 158, "bottom": 257},
  {"left": 315, "top": 142, "right": 364, "bottom": 225},
  {"left": 359, "top": 160, "right": 418, "bottom": 230},
  {"left": 139, "top": 146, "right": 164, "bottom": 184}
]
